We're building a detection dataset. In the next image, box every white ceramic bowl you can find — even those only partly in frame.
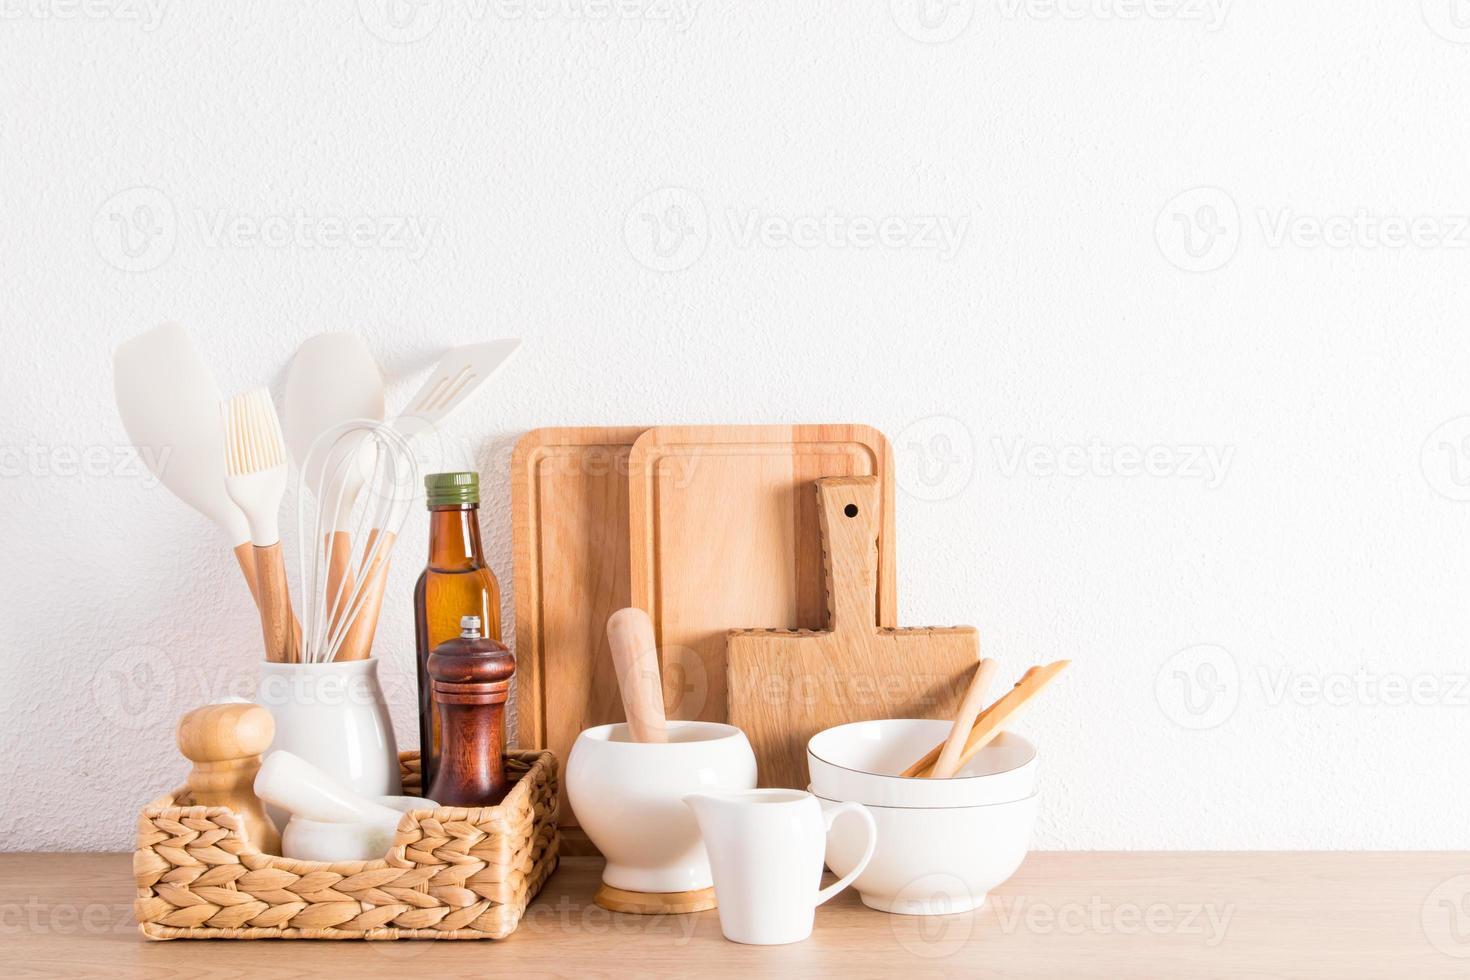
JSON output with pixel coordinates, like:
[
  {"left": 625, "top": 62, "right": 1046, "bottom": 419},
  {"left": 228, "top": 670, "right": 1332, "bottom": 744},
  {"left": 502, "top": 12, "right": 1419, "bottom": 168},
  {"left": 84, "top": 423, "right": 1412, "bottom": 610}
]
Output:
[
  {"left": 807, "top": 719, "right": 1037, "bottom": 808},
  {"left": 566, "top": 721, "right": 757, "bottom": 894},
  {"left": 814, "top": 787, "right": 1038, "bottom": 915},
  {"left": 281, "top": 795, "right": 435, "bottom": 862}
]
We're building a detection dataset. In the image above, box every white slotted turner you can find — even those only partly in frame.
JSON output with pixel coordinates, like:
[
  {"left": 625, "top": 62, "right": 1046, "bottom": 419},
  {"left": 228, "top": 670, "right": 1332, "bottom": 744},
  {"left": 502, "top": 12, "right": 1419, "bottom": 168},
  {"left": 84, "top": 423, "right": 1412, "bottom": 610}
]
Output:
[
  {"left": 113, "top": 323, "right": 259, "bottom": 603},
  {"left": 391, "top": 339, "right": 521, "bottom": 441}
]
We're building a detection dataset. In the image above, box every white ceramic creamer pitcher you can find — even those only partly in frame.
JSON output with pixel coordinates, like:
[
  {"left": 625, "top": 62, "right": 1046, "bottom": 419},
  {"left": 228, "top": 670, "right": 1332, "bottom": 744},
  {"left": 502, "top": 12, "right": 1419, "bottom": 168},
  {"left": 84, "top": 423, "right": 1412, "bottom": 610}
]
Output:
[{"left": 684, "top": 789, "right": 876, "bottom": 945}]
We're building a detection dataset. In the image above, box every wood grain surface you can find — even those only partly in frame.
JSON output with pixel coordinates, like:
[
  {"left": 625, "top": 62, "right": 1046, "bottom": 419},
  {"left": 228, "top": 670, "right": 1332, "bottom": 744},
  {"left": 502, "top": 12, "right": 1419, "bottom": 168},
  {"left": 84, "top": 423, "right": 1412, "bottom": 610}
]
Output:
[
  {"left": 727, "top": 476, "right": 978, "bottom": 789},
  {"left": 5, "top": 852, "right": 1464, "bottom": 978},
  {"left": 511, "top": 426, "right": 645, "bottom": 828},
  {"left": 627, "top": 424, "right": 898, "bottom": 724}
]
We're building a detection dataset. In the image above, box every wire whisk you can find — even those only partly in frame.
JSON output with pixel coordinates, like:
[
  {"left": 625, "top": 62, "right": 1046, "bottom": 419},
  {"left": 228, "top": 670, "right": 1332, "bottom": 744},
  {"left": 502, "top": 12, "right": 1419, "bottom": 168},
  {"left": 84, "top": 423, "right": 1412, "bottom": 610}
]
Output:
[{"left": 296, "top": 419, "right": 418, "bottom": 664}]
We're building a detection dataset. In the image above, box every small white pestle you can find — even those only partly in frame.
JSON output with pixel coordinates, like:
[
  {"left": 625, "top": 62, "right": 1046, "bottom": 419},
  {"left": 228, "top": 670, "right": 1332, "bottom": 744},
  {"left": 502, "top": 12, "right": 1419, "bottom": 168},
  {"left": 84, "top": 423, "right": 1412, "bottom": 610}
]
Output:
[{"left": 254, "top": 750, "right": 408, "bottom": 825}]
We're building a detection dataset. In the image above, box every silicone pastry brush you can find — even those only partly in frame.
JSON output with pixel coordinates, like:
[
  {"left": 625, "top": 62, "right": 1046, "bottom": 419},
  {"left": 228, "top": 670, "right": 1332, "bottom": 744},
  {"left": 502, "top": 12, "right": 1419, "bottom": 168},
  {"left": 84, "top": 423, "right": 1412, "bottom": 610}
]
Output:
[{"left": 225, "top": 388, "right": 300, "bottom": 663}]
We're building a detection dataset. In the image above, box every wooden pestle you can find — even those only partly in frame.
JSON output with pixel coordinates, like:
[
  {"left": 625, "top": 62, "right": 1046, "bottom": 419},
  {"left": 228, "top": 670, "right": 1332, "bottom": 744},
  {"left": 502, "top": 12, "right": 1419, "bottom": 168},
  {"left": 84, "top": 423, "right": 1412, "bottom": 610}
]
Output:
[
  {"left": 427, "top": 616, "right": 516, "bottom": 806},
  {"left": 605, "top": 607, "right": 667, "bottom": 743},
  {"left": 176, "top": 703, "right": 281, "bottom": 855}
]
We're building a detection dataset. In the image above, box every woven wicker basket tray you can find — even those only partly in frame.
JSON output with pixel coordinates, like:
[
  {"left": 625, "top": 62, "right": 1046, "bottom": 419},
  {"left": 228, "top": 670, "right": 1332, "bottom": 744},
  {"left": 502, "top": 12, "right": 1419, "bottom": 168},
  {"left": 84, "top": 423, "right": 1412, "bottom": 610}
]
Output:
[{"left": 134, "top": 750, "right": 559, "bottom": 940}]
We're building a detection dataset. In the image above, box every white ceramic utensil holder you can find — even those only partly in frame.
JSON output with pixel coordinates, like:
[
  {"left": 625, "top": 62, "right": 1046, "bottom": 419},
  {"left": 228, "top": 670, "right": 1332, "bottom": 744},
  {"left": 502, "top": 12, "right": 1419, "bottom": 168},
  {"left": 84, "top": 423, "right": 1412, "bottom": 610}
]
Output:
[{"left": 256, "top": 659, "right": 400, "bottom": 828}]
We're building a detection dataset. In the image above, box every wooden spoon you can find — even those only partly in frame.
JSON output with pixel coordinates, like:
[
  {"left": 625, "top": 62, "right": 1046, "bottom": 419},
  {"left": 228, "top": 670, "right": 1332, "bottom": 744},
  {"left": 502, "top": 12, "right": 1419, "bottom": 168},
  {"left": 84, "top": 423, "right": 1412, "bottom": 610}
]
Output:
[
  {"left": 902, "top": 661, "right": 1069, "bottom": 778},
  {"left": 930, "top": 658, "right": 999, "bottom": 778}
]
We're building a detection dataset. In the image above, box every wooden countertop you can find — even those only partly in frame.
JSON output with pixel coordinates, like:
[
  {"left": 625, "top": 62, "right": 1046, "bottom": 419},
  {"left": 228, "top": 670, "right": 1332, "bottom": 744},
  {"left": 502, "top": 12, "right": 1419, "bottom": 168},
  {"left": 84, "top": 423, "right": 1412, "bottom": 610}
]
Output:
[{"left": 3, "top": 852, "right": 1464, "bottom": 977}]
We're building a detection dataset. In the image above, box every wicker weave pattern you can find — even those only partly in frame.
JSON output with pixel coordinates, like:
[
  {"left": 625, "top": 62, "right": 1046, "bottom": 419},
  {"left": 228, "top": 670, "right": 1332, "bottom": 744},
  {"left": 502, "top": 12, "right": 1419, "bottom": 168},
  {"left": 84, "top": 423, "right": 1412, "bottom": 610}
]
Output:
[{"left": 134, "top": 750, "right": 559, "bottom": 940}]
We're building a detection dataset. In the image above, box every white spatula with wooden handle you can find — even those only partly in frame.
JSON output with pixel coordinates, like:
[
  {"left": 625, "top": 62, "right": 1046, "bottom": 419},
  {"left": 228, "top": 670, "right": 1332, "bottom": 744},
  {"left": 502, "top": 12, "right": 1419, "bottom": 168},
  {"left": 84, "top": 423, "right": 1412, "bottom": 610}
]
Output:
[
  {"left": 113, "top": 323, "right": 259, "bottom": 603},
  {"left": 605, "top": 607, "right": 667, "bottom": 743},
  {"left": 283, "top": 333, "right": 385, "bottom": 630}
]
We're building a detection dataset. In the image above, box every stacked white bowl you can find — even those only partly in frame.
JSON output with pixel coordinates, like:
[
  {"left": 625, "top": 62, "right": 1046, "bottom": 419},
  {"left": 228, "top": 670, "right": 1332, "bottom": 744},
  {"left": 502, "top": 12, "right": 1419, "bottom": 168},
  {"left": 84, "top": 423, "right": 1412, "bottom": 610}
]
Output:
[{"left": 806, "top": 719, "right": 1039, "bottom": 915}]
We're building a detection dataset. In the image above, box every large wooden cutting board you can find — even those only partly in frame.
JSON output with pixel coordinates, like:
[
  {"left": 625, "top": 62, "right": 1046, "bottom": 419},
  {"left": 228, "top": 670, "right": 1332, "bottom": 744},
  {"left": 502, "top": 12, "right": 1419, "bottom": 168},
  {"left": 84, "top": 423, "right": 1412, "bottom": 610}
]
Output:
[
  {"left": 727, "top": 476, "right": 979, "bottom": 789},
  {"left": 511, "top": 426, "right": 643, "bottom": 833},
  {"left": 627, "top": 424, "right": 897, "bottom": 723}
]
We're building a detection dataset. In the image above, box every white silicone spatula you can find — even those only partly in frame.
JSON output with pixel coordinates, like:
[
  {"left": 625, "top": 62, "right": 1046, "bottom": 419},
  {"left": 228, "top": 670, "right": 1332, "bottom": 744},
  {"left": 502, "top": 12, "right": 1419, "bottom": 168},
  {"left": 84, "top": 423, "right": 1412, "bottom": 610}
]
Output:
[
  {"left": 391, "top": 339, "right": 521, "bottom": 441},
  {"left": 113, "top": 323, "right": 258, "bottom": 602},
  {"left": 283, "top": 334, "right": 385, "bottom": 622},
  {"left": 283, "top": 333, "right": 385, "bottom": 505}
]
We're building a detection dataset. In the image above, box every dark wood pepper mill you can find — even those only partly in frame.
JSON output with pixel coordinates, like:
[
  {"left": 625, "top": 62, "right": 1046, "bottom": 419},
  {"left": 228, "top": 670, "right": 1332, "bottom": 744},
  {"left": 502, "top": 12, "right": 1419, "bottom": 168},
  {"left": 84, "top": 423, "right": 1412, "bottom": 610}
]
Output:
[{"left": 427, "top": 615, "right": 516, "bottom": 806}]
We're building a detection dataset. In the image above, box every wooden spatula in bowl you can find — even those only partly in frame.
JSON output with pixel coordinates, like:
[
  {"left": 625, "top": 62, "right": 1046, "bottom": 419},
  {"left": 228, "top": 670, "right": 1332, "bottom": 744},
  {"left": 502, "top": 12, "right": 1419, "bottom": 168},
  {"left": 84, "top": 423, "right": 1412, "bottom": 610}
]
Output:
[{"left": 902, "top": 660, "right": 1070, "bottom": 778}]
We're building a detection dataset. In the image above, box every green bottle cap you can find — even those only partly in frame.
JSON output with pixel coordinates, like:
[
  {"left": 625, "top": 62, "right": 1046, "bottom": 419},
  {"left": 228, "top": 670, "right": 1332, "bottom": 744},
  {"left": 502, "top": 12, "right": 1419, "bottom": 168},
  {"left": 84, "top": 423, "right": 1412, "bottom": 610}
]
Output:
[{"left": 425, "top": 471, "right": 479, "bottom": 508}]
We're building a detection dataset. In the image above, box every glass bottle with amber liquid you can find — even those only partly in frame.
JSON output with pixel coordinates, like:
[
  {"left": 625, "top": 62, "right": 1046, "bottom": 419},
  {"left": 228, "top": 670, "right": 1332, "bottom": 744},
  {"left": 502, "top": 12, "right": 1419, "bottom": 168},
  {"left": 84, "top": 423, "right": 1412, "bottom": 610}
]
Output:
[{"left": 415, "top": 472, "right": 502, "bottom": 788}]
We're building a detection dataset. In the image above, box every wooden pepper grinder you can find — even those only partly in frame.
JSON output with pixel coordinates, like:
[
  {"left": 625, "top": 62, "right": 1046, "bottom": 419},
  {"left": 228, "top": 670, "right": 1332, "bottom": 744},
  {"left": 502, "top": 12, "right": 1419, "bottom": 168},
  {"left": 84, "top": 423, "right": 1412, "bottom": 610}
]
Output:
[
  {"left": 176, "top": 703, "right": 281, "bottom": 855},
  {"left": 427, "top": 616, "right": 516, "bottom": 807}
]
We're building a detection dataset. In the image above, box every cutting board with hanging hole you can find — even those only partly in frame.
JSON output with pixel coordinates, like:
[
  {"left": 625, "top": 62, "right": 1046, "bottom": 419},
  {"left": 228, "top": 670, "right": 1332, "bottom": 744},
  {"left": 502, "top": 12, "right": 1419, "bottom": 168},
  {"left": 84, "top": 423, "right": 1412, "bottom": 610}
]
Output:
[
  {"left": 627, "top": 424, "right": 898, "bottom": 724},
  {"left": 726, "top": 476, "right": 979, "bottom": 790}
]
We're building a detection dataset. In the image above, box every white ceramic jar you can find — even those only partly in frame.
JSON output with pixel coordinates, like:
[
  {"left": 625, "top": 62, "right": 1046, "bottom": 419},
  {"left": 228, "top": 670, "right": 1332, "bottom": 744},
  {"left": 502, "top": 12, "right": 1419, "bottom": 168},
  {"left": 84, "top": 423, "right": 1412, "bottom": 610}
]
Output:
[
  {"left": 256, "top": 659, "right": 401, "bottom": 827},
  {"left": 567, "top": 721, "right": 757, "bottom": 894}
]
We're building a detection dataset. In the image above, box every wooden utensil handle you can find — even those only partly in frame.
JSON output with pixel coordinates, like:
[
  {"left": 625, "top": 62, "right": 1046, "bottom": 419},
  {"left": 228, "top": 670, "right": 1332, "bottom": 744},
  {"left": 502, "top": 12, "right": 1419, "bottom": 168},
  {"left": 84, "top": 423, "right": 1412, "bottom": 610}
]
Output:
[
  {"left": 931, "top": 658, "right": 999, "bottom": 778},
  {"left": 906, "top": 661, "right": 1069, "bottom": 778},
  {"left": 324, "top": 530, "right": 356, "bottom": 630},
  {"left": 253, "top": 542, "right": 298, "bottom": 664},
  {"left": 947, "top": 660, "right": 1067, "bottom": 772},
  {"left": 233, "top": 541, "right": 262, "bottom": 606},
  {"left": 338, "top": 529, "right": 396, "bottom": 662},
  {"left": 606, "top": 607, "right": 667, "bottom": 743},
  {"left": 815, "top": 477, "right": 882, "bottom": 638}
]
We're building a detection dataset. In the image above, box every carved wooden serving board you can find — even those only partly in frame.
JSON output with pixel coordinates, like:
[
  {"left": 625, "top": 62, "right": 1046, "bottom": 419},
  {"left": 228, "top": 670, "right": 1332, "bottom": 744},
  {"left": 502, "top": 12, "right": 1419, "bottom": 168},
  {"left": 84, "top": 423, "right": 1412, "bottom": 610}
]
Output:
[
  {"left": 627, "top": 425, "right": 898, "bottom": 724},
  {"left": 727, "top": 477, "right": 978, "bottom": 789}
]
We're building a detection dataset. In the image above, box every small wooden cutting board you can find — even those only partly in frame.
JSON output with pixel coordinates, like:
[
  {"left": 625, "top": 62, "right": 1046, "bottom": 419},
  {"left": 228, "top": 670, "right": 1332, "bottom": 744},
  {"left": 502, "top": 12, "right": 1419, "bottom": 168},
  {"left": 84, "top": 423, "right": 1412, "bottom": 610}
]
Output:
[{"left": 726, "top": 476, "right": 979, "bottom": 789}]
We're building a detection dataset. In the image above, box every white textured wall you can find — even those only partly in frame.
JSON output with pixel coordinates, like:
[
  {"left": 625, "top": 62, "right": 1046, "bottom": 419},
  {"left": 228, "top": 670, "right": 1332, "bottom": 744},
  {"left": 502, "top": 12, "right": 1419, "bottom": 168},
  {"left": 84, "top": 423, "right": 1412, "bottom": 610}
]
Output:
[{"left": 3, "top": 1, "right": 1469, "bottom": 852}]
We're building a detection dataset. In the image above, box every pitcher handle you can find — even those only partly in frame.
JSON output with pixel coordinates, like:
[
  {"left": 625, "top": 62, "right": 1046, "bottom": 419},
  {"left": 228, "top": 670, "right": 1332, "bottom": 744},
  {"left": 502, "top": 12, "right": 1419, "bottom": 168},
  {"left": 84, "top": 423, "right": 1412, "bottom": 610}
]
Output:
[{"left": 814, "top": 801, "right": 876, "bottom": 907}]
